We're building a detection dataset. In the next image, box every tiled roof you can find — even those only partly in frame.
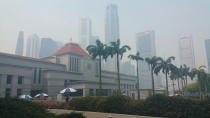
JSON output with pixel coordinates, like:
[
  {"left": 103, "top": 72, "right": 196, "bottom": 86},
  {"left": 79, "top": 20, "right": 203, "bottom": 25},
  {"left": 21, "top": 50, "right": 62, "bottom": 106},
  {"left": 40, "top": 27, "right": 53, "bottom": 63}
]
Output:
[
  {"left": 0, "top": 52, "right": 52, "bottom": 63},
  {"left": 53, "top": 43, "right": 89, "bottom": 56}
]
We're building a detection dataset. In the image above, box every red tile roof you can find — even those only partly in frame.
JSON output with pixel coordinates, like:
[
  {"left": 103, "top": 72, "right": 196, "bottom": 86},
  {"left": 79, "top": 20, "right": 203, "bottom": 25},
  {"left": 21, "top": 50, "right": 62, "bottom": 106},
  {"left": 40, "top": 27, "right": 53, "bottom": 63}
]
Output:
[
  {"left": 53, "top": 43, "right": 89, "bottom": 56},
  {"left": 0, "top": 52, "right": 52, "bottom": 63}
]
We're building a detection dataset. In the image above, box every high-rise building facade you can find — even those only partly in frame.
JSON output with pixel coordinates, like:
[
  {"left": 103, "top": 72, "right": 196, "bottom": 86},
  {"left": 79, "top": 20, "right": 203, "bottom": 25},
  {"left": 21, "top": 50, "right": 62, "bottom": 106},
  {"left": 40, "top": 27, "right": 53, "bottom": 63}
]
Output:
[
  {"left": 205, "top": 39, "right": 210, "bottom": 73},
  {"left": 136, "top": 31, "right": 156, "bottom": 89},
  {"left": 104, "top": 4, "right": 119, "bottom": 71},
  {"left": 179, "top": 36, "right": 195, "bottom": 69},
  {"left": 90, "top": 36, "right": 99, "bottom": 45},
  {"left": 79, "top": 18, "right": 92, "bottom": 49},
  {"left": 121, "top": 61, "right": 135, "bottom": 76},
  {"left": 39, "top": 38, "right": 63, "bottom": 58},
  {"left": 26, "top": 34, "right": 40, "bottom": 58},
  {"left": 15, "top": 31, "right": 24, "bottom": 56}
]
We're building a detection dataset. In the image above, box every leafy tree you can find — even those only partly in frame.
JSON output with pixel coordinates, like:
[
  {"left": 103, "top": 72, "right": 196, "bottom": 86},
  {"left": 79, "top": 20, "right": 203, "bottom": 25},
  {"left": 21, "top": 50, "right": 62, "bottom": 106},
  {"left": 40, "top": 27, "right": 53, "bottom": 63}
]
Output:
[
  {"left": 128, "top": 51, "right": 144, "bottom": 100},
  {"left": 108, "top": 39, "right": 131, "bottom": 93},
  {"left": 145, "top": 56, "right": 162, "bottom": 95},
  {"left": 86, "top": 40, "right": 109, "bottom": 95}
]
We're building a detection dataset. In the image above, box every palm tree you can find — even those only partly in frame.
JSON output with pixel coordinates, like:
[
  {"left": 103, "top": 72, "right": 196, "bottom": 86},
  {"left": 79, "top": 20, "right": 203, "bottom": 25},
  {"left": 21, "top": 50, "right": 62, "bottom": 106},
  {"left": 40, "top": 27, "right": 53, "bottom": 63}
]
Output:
[
  {"left": 128, "top": 51, "right": 144, "bottom": 100},
  {"left": 170, "top": 66, "right": 181, "bottom": 93},
  {"left": 188, "top": 69, "right": 196, "bottom": 83},
  {"left": 86, "top": 40, "right": 108, "bottom": 95},
  {"left": 170, "top": 67, "right": 179, "bottom": 95},
  {"left": 183, "top": 64, "right": 190, "bottom": 87},
  {"left": 193, "top": 66, "right": 208, "bottom": 99},
  {"left": 108, "top": 39, "right": 131, "bottom": 93},
  {"left": 155, "top": 56, "right": 176, "bottom": 95},
  {"left": 145, "top": 56, "right": 162, "bottom": 95},
  {"left": 178, "top": 65, "right": 185, "bottom": 90}
]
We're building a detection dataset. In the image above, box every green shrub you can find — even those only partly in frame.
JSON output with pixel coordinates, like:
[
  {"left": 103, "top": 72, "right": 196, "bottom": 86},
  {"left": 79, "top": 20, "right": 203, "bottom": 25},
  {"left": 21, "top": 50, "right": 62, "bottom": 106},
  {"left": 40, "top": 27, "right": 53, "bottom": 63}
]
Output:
[
  {"left": 134, "top": 94, "right": 210, "bottom": 118},
  {"left": 96, "top": 95, "right": 132, "bottom": 114},
  {"left": 56, "top": 112, "right": 85, "bottom": 118},
  {"left": 68, "top": 94, "right": 210, "bottom": 118},
  {"left": 69, "top": 96, "right": 103, "bottom": 111},
  {"left": 0, "top": 98, "right": 55, "bottom": 118}
]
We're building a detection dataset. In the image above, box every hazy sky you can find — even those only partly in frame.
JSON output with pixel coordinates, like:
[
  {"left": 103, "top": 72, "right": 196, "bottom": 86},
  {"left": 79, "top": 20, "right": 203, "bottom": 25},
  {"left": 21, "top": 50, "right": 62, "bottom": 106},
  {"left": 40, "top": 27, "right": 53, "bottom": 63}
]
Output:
[{"left": 0, "top": 0, "right": 210, "bottom": 67}]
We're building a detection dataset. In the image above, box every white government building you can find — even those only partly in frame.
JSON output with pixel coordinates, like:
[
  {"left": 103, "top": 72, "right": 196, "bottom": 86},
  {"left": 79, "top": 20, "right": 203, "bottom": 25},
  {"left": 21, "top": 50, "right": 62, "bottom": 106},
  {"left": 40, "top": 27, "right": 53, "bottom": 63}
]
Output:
[{"left": 0, "top": 43, "right": 137, "bottom": 99}]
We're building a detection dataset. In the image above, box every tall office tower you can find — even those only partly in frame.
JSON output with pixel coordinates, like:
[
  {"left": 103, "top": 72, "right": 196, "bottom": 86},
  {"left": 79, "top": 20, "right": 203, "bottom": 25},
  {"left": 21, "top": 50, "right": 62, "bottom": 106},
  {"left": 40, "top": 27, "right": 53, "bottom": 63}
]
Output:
[
  {"left": 79, "top": 18, "right": 92, "bottom": 49},
  {"left": 136, "top": 31, "right": 156, "bottom": 89},
  {"left": 179, "top": 36, "right": 195, "bottom": 69},
  {"left": 121, "top": 61, "right": 135, "bottom": 75},
  {"left": 104, "top": 4, "right": 119, "bottom": 71},
  {"left": 15, "top": 31, "right": 24, "bottom": 56},
  {"left": 39, "top": 38, "right": 63, "bottom": 58},
  {"left": 26, "top": 34, "right": 40, "bottom": 58},
  {"left": 205, "top": 39, "right": 210, "bottom": 73},
  {"left": 90, "top": 36, "right": 99, "bottom": 45}
]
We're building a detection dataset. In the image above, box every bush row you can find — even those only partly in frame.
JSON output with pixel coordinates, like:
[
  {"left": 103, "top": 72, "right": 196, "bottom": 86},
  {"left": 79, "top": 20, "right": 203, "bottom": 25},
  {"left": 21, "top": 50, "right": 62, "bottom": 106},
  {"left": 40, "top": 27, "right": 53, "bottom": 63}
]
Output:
[
  {"left": 68, "top": 94, "right": 210, "bottom": 118},
  {"left": 0, "top": 98, "right": 85, "bottom": 118},
  {"left": 33, "top": 100, "right": 69, "bottom": 109}
]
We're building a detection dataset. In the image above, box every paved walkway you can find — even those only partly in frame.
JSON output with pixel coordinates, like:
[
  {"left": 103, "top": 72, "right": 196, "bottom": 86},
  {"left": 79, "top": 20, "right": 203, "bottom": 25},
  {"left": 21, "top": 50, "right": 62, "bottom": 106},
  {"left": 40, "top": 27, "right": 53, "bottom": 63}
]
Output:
[{"left": 49, "top": 109, "right": 162, "bottom": 118}]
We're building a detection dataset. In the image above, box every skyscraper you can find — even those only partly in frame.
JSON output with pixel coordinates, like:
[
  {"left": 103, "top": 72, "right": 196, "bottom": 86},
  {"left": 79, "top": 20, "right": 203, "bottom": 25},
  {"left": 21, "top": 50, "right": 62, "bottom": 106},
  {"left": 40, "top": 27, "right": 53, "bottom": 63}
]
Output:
[
  {"left": 179, "top": 36, "right": 195, "bottom": 69},
  {"left": 90, "top": 36, "right": 99, "bottom": 45},
  {"left": 104, "top": 4, "right": 119, "bottom": 71},
  {"left": 205, "top": 39, "right": 210, "bottom": 73},
  {"left": 136, "top": 31, "right": 156, "bottom": 89},
  {"left": 121, "top": 61, "right": 135, "bottom": 75},
  {"left": 15, "top": 31, "right": 24, "bottom": 56},
  {"left": 39, "top": 38, "right": 63, "bottom": 58},
  {"left": 26, "top": 34, "right": 40, "bottom": 58},
  {"left": 79, "top": 18, "right": 92, "bottom": 49}
]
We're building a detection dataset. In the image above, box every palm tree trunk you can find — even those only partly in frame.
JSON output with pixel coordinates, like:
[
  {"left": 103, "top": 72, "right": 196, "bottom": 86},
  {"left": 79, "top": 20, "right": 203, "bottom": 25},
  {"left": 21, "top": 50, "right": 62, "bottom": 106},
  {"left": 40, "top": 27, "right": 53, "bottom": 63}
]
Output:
[
  {"left": 172, "top": 80, "right": 175, "bottom": 95},
  {"left": 136, "top": 61, "right": 140, "bottom": 100},
  {"left": 151, "top": 68, "right": 155, "bottom": 95},
  {"left": 165, "top": 73, "right": 169, "bottom": 96},
  {"left": 205, "top": 84, "right": 208, "bottom": 98},
  {"left": 181, "top": 78, "right": 184, "bottom": 89},
  {"left": 99, "top": 56, "right": 102, "bottom": 96},
  {"left": 199, "top": 82, "right": 202, "bottom": 100},
  {"left": 185, "top": 76, "right": 188, "bottom": 86},
  {"left": 117, "top": 53, "right": 121, "bottom": 93},
  {"left": 177, "top": 78, "right": 181, "bottom": 92}
]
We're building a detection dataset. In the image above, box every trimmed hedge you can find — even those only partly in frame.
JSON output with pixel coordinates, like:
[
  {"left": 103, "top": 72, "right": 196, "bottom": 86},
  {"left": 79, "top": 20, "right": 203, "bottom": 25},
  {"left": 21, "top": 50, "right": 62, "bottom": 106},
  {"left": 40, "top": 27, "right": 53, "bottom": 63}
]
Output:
[
  {"left": 0, "top": 98, "right": 55, "bottom": 118},
  {"left": 69, "top": 94, "right": 210, "bottom": 118},
  {"left": 0, "top": 98, "right": 86, "bottom": 118},
  {"left": 33, "top": 100, "right": 69, "bottom": 109}
]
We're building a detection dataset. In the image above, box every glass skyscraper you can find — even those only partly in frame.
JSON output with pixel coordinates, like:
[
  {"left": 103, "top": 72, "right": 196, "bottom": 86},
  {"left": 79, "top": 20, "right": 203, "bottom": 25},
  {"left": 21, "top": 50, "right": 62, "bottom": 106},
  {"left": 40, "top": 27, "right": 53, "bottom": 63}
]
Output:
[
  {"left": 79, "top": 17, "right": 92, "bottom": 50},
  {"left": 15, "top": 31, "right": 24, "bottom": 56},
  {"left": 104, "top": 4, "right": 119, "bottom": 71},
  {"left": 205, "top": 39, "right": 210, "bottom": 73},
  {"left": 136, "top": 31, "right": 156, "bottom": 89}
]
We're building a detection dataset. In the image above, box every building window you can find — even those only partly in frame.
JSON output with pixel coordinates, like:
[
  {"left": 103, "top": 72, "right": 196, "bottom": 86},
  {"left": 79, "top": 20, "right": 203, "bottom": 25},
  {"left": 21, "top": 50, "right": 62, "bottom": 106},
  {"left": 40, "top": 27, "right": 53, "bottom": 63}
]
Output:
[
  {"left": 64, "top": 80, "right": 68, "bottom": 87},
  {"left": 18, "top": 76, "right": 23, "bottom": 85},
  {"left": 69, "top": 56, "right": 80, "bottom": 72},
  {"left": 17, "top": 89, "right": 22, "bottom": 97},
  {"left": 38, "top": 68, "right": 41, "bottom": 84},
  {"left": 5, "top": 88, "right": 11, "bottom": 97},
  {"left": 56, "top": 57, "right": 60, "bottom": 64},
  {"left": 33, "top": 68, "right": 37, "bottom": 83},
  {"left": 7, "top": 75, "right": 12, "bottom": 84},
  {"left": 87, "top": 63, "right": 92, "bottom": 70}
]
